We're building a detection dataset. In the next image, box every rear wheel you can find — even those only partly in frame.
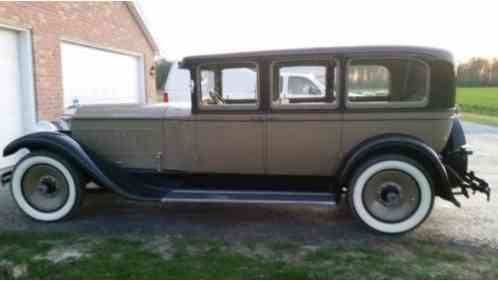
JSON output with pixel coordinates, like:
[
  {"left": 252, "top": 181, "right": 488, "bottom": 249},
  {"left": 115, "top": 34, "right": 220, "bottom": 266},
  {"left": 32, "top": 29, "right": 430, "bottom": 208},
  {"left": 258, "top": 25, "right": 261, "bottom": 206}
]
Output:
[
  {"left": 348, "top": 154, "right": 434, "bottom": 234},
  {"left": 11, "top": 152, "right": 83, "bottom": 222}
]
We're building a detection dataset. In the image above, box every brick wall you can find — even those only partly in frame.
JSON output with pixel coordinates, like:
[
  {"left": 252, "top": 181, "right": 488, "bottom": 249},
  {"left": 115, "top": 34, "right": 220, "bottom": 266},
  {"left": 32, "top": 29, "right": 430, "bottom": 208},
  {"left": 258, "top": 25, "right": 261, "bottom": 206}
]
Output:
[{"left": 0, "top": 1, "right": 157, "bottom": 120}]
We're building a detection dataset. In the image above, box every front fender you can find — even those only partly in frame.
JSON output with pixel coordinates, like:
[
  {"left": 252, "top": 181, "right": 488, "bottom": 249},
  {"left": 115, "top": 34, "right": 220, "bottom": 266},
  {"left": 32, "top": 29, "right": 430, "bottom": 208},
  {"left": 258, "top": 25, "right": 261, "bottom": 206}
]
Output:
[
  {"left": 4, "top": 132, "right": 163, "bottom": 201},
  {"left": 337, "top": 133, "right": 460, "bottom": 207}
]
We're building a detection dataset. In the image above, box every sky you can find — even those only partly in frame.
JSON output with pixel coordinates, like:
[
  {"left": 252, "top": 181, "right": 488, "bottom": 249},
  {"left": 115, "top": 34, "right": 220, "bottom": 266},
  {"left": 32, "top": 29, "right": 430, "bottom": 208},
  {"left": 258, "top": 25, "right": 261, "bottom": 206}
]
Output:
[{"left": 137, "top": 0, "right": 498, "bottom": 63}]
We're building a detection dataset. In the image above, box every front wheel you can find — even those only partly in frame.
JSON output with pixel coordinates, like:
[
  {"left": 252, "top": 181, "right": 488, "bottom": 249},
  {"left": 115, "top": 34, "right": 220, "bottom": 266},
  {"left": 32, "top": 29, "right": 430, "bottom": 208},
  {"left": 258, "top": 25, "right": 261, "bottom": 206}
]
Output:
[
  {"left": 10, "top": 152, "right": 83, "bottom": 222},
  {"left": 348, "top": 155, "right": 434, "bottom": 234}
]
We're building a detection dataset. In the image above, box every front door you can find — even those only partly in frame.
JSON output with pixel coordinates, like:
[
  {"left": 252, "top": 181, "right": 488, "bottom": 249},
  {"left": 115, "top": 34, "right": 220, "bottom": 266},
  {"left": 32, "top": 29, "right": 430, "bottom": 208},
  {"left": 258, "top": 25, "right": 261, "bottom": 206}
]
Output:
[
  {"left": 195, "top": 114, "right": 265, "bottom": 174},
  {"left": 194, "top": 63, "right": 265, "bottom": 174},
  {"left": 266, "top": 59, "right": 342, "bottom": 176}
]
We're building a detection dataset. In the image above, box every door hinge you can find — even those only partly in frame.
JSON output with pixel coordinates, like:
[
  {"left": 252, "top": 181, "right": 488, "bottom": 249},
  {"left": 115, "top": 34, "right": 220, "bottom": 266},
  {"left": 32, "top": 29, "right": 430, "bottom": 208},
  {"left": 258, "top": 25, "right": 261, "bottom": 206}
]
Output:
[{"left": 155, "top": 152, "right": 162, "bottom": 172}]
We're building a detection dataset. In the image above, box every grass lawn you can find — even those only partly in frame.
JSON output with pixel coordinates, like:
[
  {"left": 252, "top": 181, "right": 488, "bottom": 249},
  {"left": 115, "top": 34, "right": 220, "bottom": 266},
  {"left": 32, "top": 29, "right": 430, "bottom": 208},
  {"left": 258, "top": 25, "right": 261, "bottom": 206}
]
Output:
[
  {"left": 457, "top": 87, "right": 498, "bottom": 126},
  {"left": 460, "top": 112, "right": 498, "bottom": 127},
  {"left": 1, "top": 232, "right": 498, "bottom": 279}
]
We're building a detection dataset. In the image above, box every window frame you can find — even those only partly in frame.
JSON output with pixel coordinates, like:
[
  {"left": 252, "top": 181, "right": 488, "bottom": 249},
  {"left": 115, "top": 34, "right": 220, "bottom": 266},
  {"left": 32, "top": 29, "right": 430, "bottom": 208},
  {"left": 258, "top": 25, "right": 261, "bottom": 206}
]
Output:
[
  {"left": 345, "top": 57, "right": 431, "bottom": 109},
  {"left": 196, "top": 61, "right": 261, "bottom": 111},
  {"left": 270, "top": 58, "right": 340, "bottom": 110}
]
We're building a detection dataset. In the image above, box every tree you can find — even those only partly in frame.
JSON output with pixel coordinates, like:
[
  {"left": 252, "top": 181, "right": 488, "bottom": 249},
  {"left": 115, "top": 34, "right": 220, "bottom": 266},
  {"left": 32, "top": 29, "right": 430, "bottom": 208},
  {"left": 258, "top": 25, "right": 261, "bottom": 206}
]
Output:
[{"left": 457, "top": 57, "right": 498, "bottom": 87}]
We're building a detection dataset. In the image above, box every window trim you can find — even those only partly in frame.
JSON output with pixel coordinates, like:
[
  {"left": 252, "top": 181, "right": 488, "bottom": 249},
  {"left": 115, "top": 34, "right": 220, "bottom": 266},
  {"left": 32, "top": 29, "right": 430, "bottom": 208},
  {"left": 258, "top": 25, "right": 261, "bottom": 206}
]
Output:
[
  {"left": 270, "top": 58, "right": 340, "bottom": 110},
  {"left": 196, "top": 62, "right": 260, "bottom": 111},
  {"left": 345, "top": 57, "right": 431, "bottom": 109}
]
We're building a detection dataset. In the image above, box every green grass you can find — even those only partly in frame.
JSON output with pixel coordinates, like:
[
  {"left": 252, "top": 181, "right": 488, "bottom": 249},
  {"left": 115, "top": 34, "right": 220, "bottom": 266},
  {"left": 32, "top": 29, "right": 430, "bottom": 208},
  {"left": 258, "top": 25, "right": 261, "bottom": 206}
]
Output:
[
  {"left": 1, "top": 232, "right": 498, "bottom": 279},
  {"left": 457, "top": 87, "right": 498, "bottom": 126}
]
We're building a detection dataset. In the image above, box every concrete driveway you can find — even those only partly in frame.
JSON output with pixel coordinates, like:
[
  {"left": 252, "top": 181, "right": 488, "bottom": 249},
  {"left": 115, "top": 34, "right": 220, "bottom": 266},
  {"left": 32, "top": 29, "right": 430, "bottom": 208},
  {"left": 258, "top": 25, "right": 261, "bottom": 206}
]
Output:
[{"left": 0, "top": 121, "right": 496, "bottom": 248}]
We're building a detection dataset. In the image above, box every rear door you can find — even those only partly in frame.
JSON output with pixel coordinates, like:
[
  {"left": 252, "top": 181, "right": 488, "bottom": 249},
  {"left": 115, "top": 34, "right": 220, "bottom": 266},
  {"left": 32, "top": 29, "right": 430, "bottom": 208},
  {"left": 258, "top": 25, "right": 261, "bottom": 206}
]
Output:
[{"left": 266, "top": 58, "right": 342, "bottom": 175}]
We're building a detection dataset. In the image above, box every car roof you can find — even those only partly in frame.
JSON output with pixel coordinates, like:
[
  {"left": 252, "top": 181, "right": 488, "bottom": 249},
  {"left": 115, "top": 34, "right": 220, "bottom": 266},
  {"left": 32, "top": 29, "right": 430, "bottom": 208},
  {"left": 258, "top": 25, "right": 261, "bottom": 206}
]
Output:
[{"left": 181, "top": 46, "right": 454, "bottom": 66}]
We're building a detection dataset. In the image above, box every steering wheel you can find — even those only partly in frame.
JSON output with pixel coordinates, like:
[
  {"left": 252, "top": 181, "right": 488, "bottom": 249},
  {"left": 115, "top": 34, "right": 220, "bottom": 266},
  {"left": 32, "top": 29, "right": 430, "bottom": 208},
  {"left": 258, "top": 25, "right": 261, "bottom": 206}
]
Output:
[{"left": 209, "top": 90, "right": 225, "bottom": 105}]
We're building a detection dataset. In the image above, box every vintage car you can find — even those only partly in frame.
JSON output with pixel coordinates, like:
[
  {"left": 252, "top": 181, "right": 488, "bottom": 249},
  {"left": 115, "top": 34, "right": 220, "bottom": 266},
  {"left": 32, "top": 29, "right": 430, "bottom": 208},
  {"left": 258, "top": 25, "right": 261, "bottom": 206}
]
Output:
[{"left": 1, "top": 46, "right": 490, "bottom": 234}]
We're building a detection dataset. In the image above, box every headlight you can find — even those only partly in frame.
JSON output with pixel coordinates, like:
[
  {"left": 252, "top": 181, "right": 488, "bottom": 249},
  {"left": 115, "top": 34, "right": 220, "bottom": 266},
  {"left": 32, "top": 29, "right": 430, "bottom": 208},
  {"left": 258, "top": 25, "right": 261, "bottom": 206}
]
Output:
[
  {"left": 53, "top": 119, "right": 70, "bottom": 131},
  {"left": 35, "top": 120, "right": 58, "bottom": 132}
]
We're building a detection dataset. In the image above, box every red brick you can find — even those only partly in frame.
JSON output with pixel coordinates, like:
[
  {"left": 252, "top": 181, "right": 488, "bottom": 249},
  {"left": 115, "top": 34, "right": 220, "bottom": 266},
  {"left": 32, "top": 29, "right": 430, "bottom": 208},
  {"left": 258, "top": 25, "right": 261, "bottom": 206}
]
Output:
[{"left": 0, "top": 1, "right": 157, "bottom": 120}]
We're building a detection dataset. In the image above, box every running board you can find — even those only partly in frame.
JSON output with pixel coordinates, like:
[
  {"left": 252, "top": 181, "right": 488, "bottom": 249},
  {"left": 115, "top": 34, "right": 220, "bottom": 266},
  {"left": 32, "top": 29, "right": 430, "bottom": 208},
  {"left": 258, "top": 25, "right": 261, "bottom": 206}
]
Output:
[{"left": 160, "top": 190, "right": 337, "bottom": 206}]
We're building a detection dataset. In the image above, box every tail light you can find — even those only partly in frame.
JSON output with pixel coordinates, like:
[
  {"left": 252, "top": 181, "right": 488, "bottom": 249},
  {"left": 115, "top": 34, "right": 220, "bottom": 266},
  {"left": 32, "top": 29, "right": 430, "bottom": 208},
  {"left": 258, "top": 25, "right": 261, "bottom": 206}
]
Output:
[{"left": 163, "top": 91, "right": 169, "bottom": 103}]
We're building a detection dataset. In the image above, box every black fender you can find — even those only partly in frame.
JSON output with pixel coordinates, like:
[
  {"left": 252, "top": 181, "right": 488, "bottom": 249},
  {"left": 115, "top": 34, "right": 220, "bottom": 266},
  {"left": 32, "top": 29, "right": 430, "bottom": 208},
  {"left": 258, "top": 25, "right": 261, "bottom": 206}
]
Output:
[
  {"left": 336, "top": 133, "right": 460, "bottom": 207},
  {"left": 3, "top": 132, "right": 165, "bottom": 201},
  {"left": 446, "top": 118, "right": 466, "bottom": 151}
]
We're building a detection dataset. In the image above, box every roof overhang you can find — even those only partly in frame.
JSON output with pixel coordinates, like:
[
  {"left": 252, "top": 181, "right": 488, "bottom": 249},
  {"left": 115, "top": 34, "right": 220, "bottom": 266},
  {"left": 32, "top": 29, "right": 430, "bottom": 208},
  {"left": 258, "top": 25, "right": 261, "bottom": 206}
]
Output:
[{"left": 125, "top": 1, "right": 160, "bottom": 56}]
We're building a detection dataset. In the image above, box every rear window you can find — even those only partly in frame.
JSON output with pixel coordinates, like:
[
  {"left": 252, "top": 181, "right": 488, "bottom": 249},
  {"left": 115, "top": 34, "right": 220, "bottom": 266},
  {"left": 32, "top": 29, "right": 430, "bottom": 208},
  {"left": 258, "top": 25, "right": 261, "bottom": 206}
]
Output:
[{"left": 347, "top": 58, "right": 429, "bottom": 108}]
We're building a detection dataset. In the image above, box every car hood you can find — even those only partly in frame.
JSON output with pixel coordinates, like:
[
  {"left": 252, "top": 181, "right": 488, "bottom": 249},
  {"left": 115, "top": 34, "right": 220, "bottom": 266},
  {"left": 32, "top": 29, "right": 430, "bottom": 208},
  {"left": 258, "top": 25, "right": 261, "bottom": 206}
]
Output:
[{"left": 71, "top": 103, "right": 192, "bottom": 120}]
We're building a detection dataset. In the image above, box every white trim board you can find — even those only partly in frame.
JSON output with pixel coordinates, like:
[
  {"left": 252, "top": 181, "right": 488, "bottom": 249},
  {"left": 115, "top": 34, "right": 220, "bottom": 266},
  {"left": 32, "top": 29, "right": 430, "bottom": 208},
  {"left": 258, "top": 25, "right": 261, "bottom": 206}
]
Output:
[{"left": 0, "top": 23, "right": 37, "bottom": 130}]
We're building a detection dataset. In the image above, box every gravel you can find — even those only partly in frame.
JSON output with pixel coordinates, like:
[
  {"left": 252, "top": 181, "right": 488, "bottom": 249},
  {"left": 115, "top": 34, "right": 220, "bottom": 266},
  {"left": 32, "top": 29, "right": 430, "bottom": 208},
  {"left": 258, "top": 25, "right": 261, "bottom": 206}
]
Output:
[{"left": 0, "top": 121, "right": 496, "bottom": 248}]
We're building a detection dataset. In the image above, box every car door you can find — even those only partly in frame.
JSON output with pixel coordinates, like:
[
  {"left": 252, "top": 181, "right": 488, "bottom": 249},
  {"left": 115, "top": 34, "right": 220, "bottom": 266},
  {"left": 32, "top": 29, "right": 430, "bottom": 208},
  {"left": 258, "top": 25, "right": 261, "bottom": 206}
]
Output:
[
  {"left": 194, "top": 63, "right": 265, "bottom": 174},
  {"left": 266, "top": 59, "right": 343, "bottom": 176}
]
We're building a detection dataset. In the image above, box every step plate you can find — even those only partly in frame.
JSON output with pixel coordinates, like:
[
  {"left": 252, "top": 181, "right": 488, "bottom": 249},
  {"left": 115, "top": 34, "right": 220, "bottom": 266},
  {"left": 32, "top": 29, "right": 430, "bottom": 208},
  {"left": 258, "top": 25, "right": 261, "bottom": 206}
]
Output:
[{"left": 161, "top": 190, "right": 337, "bottom": 206}]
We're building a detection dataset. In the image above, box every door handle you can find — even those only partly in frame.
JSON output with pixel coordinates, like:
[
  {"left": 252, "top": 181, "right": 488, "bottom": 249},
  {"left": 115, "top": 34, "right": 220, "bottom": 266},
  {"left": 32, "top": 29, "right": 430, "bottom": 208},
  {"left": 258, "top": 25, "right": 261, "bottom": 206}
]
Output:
[{"left": 249, "top": 116, "right": 266, "bottom": 121}]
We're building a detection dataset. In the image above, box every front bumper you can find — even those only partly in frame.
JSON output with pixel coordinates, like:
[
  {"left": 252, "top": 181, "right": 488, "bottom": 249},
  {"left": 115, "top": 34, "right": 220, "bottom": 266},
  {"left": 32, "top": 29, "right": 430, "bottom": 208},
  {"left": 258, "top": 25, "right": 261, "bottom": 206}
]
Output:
[{"left": 1, "top": 170, "right": 12, "bottom": 187}]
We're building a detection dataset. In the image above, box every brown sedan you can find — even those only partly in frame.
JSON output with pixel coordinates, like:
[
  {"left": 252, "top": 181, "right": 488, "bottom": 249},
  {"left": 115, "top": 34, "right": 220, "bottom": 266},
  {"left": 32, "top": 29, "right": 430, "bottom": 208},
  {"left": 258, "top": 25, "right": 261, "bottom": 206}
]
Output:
[{"left": 1, "top": 46, "right": 490, "bottom": 234}]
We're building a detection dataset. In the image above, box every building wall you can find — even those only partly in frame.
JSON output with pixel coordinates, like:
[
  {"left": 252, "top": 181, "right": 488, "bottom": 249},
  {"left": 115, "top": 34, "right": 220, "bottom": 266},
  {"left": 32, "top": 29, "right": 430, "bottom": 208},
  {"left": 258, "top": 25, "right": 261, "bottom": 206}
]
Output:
[{"left": 0, "top": 1, "right": 156, "bottom": 120}]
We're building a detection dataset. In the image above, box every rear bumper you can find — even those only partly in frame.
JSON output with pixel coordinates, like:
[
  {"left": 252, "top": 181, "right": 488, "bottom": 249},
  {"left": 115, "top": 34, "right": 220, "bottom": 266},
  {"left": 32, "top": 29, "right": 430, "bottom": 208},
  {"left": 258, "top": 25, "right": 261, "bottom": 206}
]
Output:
[
  {"left": 445, "top": 146, "right": 491, "bottom": 201},
  {"left": 447, "top": 167, "right": 491, "bottom": 201}
]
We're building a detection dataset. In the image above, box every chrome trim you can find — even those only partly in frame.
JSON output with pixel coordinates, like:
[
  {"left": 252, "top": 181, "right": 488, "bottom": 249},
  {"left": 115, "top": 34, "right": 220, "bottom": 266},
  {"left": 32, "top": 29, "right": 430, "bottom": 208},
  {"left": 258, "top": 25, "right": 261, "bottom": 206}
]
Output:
[
  {"left": 171, "top": 189, "right": 333, "bottom": 196},
  {"left": 160, "top": 197, "right": 337, "bottom": 206}
]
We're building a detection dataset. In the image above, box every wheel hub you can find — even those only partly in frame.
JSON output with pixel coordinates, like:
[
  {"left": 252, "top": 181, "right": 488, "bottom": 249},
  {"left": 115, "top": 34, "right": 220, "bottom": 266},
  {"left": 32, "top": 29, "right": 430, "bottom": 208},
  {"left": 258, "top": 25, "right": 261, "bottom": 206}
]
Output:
[
  {"left": 362, "top": 169, "right": 421, "bottom": 223},
  {"left": 379, "top": 183, "right": 401, "bottom": 207},
  {"left": 21, "top": 164, "right": 69, "bottom": 212},
  {"left": 36, "top": 176, "right": 59, "bottom": 197}
]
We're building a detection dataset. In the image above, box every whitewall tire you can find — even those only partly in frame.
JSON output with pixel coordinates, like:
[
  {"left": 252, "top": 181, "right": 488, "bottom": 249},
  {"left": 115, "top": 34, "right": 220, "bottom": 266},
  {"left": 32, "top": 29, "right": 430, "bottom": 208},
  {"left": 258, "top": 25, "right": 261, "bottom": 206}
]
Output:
[
  {"left": 348, "top": 155, "right": 434, "bottom": 234},
  {"left": 10, "top": 152, "right": 82, "bottom": 222}
]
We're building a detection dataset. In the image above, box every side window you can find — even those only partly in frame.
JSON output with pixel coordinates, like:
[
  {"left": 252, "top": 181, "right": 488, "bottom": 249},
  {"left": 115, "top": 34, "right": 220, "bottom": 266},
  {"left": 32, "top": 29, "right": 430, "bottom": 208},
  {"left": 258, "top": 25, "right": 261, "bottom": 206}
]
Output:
[
  {"left": 347, "top": 65, "right": 390, "bottom": 101},
  {"left": 222, "top": 67, "right": 257, "bottom": 101},
  {"left": 287, "top": 76, "right": 323, "bottom": 96},
  {"left": 273, "top": 62, "right": 338, "bottom": 108},
  {"left": 200, "top": 69, "right": 216, "bottom": 102},
  {"left": 347, "top": 59, "right": 429, "bottom": 107},
  {"left": 199, "top": 63, "right": 258, "bottom": 108}
]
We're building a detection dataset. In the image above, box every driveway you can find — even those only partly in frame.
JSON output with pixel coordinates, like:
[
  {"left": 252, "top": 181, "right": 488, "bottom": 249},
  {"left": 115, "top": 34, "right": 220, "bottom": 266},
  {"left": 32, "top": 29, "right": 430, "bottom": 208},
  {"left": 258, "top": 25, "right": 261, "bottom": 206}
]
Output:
[{"left": 0, "top": 121, "right": 496, "bottom": 248}]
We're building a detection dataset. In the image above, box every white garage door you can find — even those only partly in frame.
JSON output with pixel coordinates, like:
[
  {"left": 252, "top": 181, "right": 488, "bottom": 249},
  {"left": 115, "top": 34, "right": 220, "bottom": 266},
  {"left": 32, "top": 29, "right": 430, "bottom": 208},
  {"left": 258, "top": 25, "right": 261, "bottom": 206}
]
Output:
[
  {"left": 61, "top": 43, "right": 143, "bottom": 108},
  {"left": 0, "top": 28, "right": 26, "bottom": 169}
]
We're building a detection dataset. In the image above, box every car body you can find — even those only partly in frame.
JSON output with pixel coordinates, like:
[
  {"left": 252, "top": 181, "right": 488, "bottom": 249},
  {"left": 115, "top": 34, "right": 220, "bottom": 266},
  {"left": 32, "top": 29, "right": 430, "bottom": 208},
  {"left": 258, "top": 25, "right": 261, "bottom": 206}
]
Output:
[{"left": 1, "top": 46, "right": 490, "bottom": 234}]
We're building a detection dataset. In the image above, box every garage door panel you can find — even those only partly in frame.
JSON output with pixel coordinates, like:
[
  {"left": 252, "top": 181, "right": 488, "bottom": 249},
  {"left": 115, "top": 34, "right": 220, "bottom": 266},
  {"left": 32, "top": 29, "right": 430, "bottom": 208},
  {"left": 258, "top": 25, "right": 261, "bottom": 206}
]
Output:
[
  {"left": 61, "top": 43, "right": 142, "bottom": 107},
  {"left": 0, "top": 28, "right": 24, "bottom": 168}
]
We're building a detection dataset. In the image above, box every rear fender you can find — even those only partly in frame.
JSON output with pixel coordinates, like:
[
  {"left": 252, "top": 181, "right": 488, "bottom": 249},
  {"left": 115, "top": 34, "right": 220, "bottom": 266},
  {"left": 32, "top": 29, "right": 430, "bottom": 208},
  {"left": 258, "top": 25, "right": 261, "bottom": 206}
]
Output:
[{"left": 337, "top": 133, "right": 460, "bottom": 207}]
